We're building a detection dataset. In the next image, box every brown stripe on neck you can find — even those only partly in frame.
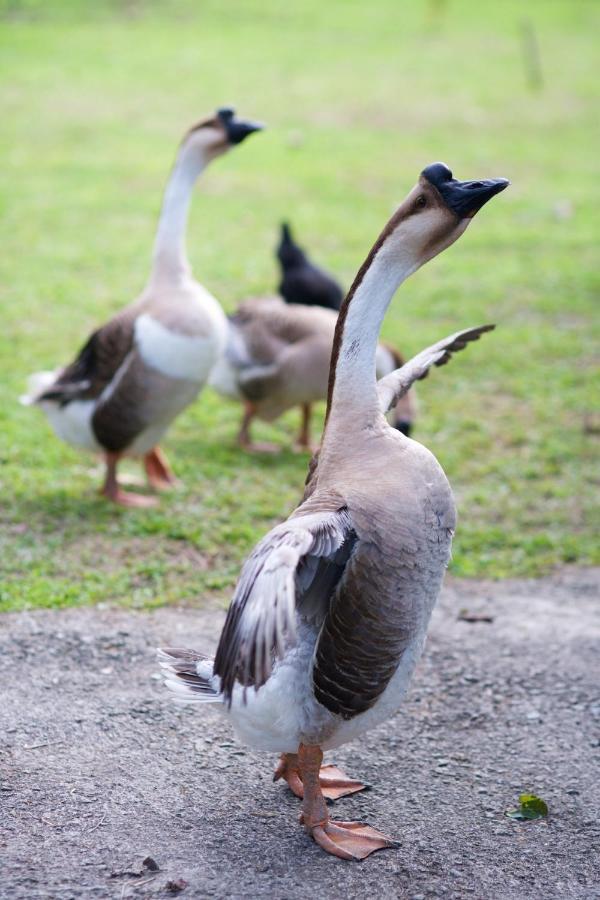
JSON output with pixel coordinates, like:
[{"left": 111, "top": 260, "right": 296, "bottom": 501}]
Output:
[{"left": 324, "top": 203, "right": 409, "bottom": 425}]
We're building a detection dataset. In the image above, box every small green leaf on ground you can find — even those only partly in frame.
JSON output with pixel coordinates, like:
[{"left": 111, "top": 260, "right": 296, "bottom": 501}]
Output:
[{"left": 505, "top": 793, "right": 549, "bottom": 821}]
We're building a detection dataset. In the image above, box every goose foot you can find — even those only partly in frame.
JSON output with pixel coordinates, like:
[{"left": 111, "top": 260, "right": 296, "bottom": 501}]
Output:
[
  {"left": 293, "top": 403, "right": 314, "bottom": 454},
  {"left": 144, "top": 447, "right": 179, "bottom": 491},
  {"left": 237, "top": 401, "right": 281, "bottom": 454},
  {"left": 241, "top": 440, "right": 281, "bottom": 454},
  {"left": 298, "top": 743, "right": 397, "bottom": 861},
  {"left": 101, "top": 486, "right": 158, "bottom": 508},
  {"left": 302, "top": 816, "right": 399, "bottom": 861},
  {"left": 274, "top": 753, "right": 367, "bottom": 801},
  {"left": 101, "top": 452, "right": 158, "bottom": 507}
]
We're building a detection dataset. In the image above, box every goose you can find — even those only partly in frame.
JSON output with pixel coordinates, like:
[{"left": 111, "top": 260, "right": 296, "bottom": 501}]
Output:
[
  {"left": 277, "top": 222, "right": 344, "bottom": 311},
  {"left": 209, "top": 296, "right": 416, "bottom": 452},
  {"left": 277, "top": 221, "right": 415, "bottom": 434},
  {"left": 21, "top": 107, "right": 262, "bottom": 506},
  {"left": 159, "top": 162, "right": 508, "bottom": 859}
]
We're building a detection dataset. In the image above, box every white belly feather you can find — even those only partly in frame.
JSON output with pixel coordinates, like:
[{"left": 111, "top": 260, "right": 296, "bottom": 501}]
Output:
[
  {"left": 225, "top": 618, "right": 430, "bottom": 754},
  {"left": 36, "top": 399, "right": 100, "bottom": 451},
  {"left": 135, "top": 312, "right": 225, "bottom": 383}
]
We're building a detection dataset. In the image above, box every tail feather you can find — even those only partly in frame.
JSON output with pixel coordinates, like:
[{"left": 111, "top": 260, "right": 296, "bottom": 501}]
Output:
[
  {"left": 157, "top": 648, "right": 222, "bottom": 705},
  {"left": 20, "top": 370, "right": 60, "bottom": 406}
]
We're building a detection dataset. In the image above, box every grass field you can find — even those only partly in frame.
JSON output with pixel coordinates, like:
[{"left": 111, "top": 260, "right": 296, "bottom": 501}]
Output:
[{"left": 1, "top": 0, "right": 598, "bottom": 612}]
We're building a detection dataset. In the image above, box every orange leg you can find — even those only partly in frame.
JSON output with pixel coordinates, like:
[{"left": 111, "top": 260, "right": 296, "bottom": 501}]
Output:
[
  {"left": 298, "top": 744, "right": 398, "bottom": 861},
  {"left": 144, "top": 446, "right": 178, "bottom": 491},
  {"left": 237, "top": 400, "right": 280, "bottom": 454},
  {"left": 274, "top": 752, "right": 367, "bottom": 801},
  {"left": 101, "top": 452, "right": 157, "bottom": 508},
  {"left": 293, "top": 404, "right": 316, "bottom": 453}
]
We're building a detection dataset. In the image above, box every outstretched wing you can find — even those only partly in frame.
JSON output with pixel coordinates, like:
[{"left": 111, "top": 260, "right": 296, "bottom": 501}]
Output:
[
  {"left": 36, "top": 309, "right": 136, "bottom": 405},
  {"left": 303, "top": 325, "right": 494, "bottom": 500},
  {"left": 377, "top": 324, "right": 495, "bottom": 415},
  {"left": 213, "top": 502, "right": 356, "bottom": 703}
]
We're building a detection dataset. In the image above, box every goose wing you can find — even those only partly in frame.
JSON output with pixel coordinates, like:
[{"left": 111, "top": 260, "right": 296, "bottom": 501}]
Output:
[
  {"left": 229, "top": 299, "right": 288, "bottom": 367},
  {"left": 35, "top": 308, "right": 137, "bottom": 405},
  {"left": 377, "top": 324, "right": 495, "bottom": 415},
  {"left": 209, "top": 301, "right": 288, "bottom": 400},
  {"left": 213, "top": 500, "right": 356, "bottom": 703},
  {"left": 303, "top": 324, "right": 494, "bottom": 500}
]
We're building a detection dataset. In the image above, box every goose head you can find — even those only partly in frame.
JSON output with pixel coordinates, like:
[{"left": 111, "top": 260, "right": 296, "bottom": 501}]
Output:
[
  {"left": 277, "top": 222, "right": 307, "bottom": 268},
  {"left": 182, "top": 106, "right": 264, "bottom": 161},
  {"left": 374, "top": 163, "right": 509, "bottom": 273}
]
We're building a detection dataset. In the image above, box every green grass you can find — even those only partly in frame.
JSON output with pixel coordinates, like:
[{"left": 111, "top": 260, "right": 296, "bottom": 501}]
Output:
[{"left": 1, "top": 0, "right": 598, "bottom": 612}]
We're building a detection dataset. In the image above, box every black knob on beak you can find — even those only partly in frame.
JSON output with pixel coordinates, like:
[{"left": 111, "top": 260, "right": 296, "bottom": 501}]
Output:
[
  {"left": 217, "top": 107, "right": 264, "bottom": 145},
  {"left": 422, "top": 162, "right": 509, "bottom": 218}
]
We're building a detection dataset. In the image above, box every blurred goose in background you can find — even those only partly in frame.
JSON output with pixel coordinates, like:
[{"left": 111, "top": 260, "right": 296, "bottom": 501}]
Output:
[
  {"left": 22, "top": 108, "right": 262, "bottom": 506},
  {"left": 278, "top": 221, "right": 416, "bottom": 438},
  {"left": 209, "top": 297, "right": 415, "bottom": 453},
  {"left": 277, "top": 222, "right": 344, "bottom": 311},
  {"left": 160, "top": 162, "right": 508, "bottom": 859}
]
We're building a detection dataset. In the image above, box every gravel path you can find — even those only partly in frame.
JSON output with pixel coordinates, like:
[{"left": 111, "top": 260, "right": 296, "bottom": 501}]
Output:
[{"left": 1, "top": 569, "right": 598, "bottom": 899}]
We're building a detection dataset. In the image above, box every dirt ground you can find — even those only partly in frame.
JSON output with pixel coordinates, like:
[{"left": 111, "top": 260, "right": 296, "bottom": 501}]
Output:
[{"left": 1, "top": 568, "right": 598, "bottom": 900}]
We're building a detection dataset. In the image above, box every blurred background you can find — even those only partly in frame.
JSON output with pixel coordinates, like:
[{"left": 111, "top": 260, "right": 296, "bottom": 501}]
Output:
[{"left": 1, "top": 0, "right": 598, "bottom": 611}]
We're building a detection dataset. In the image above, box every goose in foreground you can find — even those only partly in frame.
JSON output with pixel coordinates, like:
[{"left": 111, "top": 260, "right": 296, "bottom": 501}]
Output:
[
  {"left": 21, "top": 108, "right": 262, "bottom": 506},
  {"left": 209, "top": 297, "right": 416, "bottom": 451},
  {"left": 277, "top": 222, "right": 344, "bottom": 311},
  {"left": 159, "top": 162, "right": 508, "bottom": 859}
]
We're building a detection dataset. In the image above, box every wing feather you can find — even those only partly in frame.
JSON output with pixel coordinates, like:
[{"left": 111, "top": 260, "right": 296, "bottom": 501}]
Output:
[
  {"left": 36, "top": 309, "right": 136, "bottom": 405},
  {"left": 213, "top": 506, "right": 354, "bottom": 703},
  {"left": 377, "top": 324, "right": 495, "bottom": 415}
]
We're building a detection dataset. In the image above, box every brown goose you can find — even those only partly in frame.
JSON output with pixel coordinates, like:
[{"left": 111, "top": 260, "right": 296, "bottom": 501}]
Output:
[
  {"left": 209, "top": 296, "right": 416, "bottom": 451},
  {"left": 159, "top": 162, "right": 508, "bottom": 859},
  {"left": 21, "top": 108, "right": 262, "bottom": 506}
]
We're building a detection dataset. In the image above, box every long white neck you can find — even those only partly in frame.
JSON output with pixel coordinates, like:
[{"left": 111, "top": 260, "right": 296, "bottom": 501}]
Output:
[
  {"left": 323, "top": 240, "right": 420, "bottom": 442},
  {"left": 150, "top": 141, "right": 209, "bottom": 283}
]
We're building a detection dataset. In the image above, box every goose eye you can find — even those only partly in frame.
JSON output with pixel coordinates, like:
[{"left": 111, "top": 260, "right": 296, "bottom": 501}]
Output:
[{"left": 415, "top": 195, "right": 427, "bottom": 210}]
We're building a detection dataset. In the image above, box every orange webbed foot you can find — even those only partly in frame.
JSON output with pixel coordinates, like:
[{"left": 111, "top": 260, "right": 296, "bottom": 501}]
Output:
[
  {"left": 317, "top": 764, "right": 368, "bottom": 801},
  {"left": 309, "top": 819, "right": 399, "bottom": 861},
  {"left": 297, "top": 743, "right": 395, "bottom": 861},
  {"left": 240, "top": 440, "right": 282, "bottom": 454},
  {"left": 144, "top": 447, "right": 179, "bottom": 491},
  {"left": 101, "top": 486, "right": 158, "bottom": 508},
  {"left": 274, "top": 754, "right": 367, "bottom": 801}
]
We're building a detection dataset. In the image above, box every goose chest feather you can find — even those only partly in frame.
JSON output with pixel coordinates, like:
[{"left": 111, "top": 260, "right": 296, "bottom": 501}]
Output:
[{"left": 159, "top": 161, "right": 508, "bottom": 859}]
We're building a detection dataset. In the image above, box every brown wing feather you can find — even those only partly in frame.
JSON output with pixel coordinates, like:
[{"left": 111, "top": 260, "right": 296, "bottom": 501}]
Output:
[
  {"left": 90, "top": 350, "right": 150, "bottom": 452},
  {"left": 214, "top": 502, "right": 354, "bottom": 704},
  {"left": 311, "top": 540, "right": 421, "bottom": 719},
  {"left": 38, "top": 308, "right": 137, "bottom": 404}
]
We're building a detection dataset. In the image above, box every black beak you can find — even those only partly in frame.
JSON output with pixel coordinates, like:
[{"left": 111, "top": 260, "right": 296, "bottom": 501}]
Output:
[
  {"left": 217, "top": 107, "right": 264, "bottom": 145},
  {"left": 421, "top": 162, "right": 509, "bottom": 218}
]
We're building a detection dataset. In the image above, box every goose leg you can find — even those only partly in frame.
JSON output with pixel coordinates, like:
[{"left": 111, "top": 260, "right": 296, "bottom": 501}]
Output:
[
  {"left": 274, "top": 752, "right": 367, "bottom": 801},
  {"left": 237, "top": 401, "right": 279, "bottom": 453},
  {"left": 101, "top": 452, "right": 157, "bottom": 508},
  {"left": 298, "top": 744, "right": 398, "bottom": 861},
  {"left": 293, "top": 404, "right": 315, "bottom": 453},
  {"left": 144, "top": 446, "right": 179, "bottom": 490}
]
